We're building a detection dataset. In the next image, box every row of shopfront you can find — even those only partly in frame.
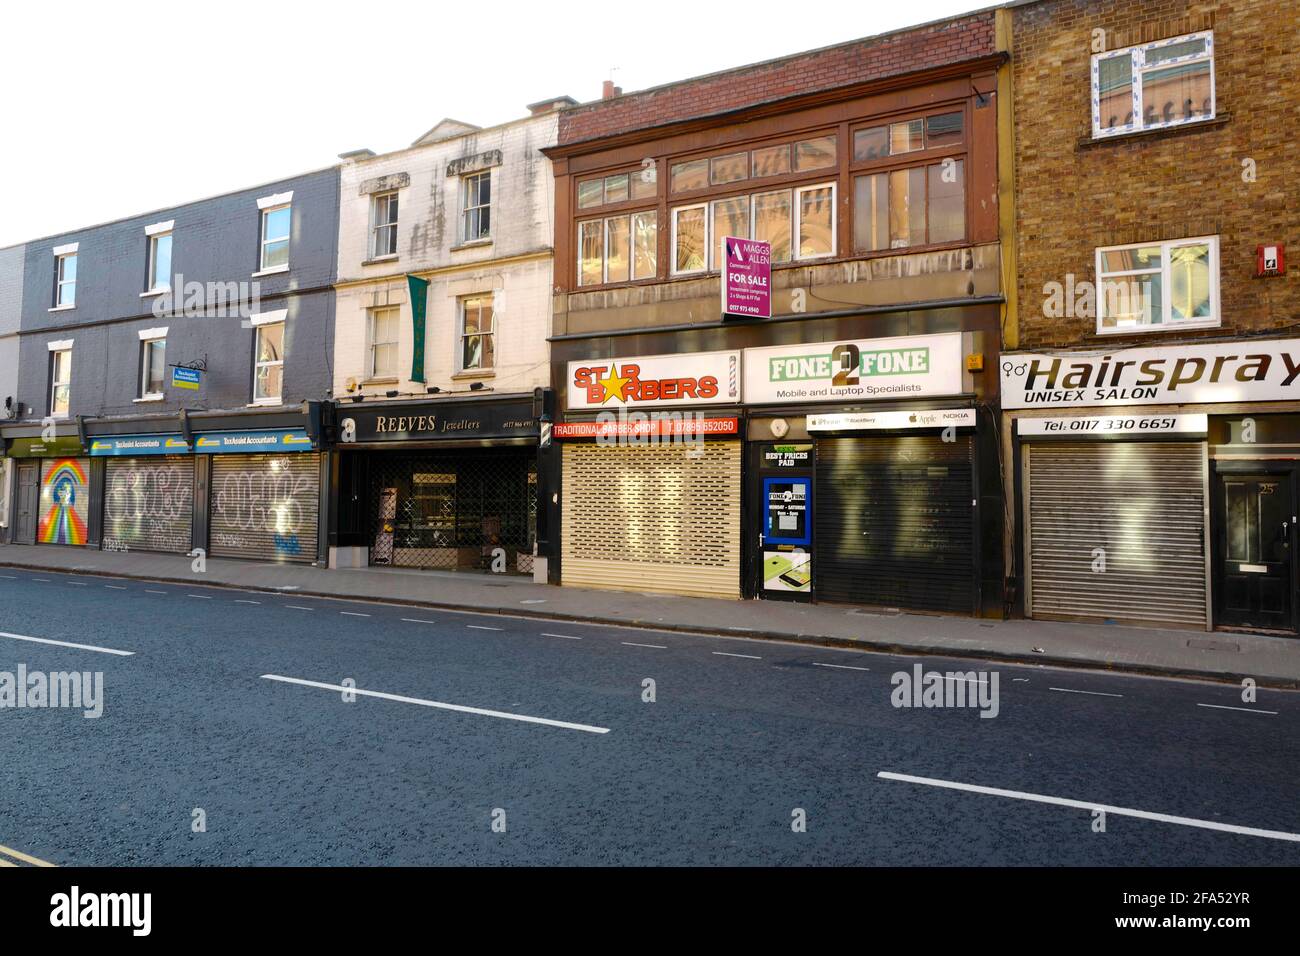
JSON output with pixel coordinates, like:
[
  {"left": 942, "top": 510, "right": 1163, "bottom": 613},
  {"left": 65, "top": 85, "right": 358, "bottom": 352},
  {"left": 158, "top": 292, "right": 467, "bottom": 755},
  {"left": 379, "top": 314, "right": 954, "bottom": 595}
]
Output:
[{"left": 7, "top": 331, "right": 1300, "bottom": 638}]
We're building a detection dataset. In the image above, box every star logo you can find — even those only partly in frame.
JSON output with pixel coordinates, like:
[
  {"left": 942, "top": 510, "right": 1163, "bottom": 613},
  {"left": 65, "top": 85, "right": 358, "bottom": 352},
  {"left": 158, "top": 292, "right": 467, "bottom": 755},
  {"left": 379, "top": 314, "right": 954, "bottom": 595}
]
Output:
[{"left": 597, "top": 365, "right": 633, "bottom": 404}]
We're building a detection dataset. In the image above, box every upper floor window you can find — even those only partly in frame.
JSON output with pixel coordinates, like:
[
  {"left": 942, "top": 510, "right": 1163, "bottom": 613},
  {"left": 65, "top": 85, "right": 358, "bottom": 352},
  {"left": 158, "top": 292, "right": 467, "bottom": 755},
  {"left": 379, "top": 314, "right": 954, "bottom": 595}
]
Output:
[
  {"left": 462, "top": 172, "right": 491, "bottom": 242},
  {"left": 251, "top": 313, "right": 286, "bottom": 403},
  {"left": 260, "top": 204, "right": 291, "bottom": 271},
  {"left": 578, "top": 211, "right": 657, "bottom": 286},
  {"left": 146, "top": 224, "right": 173, "bottom": 293},
  {"left": 1095, "top": 236, "right": 1219, "bottom": 334},
  {"left": 371, "top": 192, "right": 399, "bottom": 258},
  {"left": 54, "top": 248, "right": 77, "bottom": 307},
  {"left": 1092, "top": 32, "right": 1215, "bottom": 138},
  {"left": 458, "top": 295, "right": 494, "bottom": 372},
  {"left": 49, "top": 346, "right": 72, "bottom": 417},
  {"left": 140, "top": 337, "right": 166, "bottom": 399},
  {"left": 367, "top": 306, "right": 399, "bottom": 380},
  {"left": 577, "top": 167, "right": 657, "bottom": 209},
  {"left": 669, "top": 134, "right": 836, "bottom": 196},
  {"left": 670, "top": 182, "right": 834, "bottom": 276},
  {"left": 854, "top": 160, "right": 965, "bottom": 252}
]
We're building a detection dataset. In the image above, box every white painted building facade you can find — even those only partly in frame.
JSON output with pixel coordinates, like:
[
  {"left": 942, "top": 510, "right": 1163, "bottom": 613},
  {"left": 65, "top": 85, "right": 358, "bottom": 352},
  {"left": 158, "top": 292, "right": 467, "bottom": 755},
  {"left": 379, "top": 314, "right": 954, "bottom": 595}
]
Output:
[{"left": 333, "top": 109, "right": 560, "bottom": 400}]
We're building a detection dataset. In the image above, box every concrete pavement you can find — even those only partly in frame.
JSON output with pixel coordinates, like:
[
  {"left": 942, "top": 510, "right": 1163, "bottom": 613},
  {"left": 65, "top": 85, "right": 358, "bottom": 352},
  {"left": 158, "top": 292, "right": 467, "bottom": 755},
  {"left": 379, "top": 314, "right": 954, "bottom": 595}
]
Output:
[{"left": 1, "top": 543, "right": 1298, "bottom": 687}]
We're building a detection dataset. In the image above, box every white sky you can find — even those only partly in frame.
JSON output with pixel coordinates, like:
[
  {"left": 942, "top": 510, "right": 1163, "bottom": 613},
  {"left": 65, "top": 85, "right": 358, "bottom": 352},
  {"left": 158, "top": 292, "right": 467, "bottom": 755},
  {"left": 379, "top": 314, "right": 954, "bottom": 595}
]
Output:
[{"left": 0, "top": 0, "right": 990, "bottom": 248}]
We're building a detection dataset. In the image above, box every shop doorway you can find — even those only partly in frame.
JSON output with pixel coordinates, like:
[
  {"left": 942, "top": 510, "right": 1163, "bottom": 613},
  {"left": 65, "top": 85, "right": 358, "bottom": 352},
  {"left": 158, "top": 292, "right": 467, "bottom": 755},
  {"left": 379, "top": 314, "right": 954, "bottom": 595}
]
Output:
[
  {"left": 14, "top": 462, "right": 38, "bottom": 545},
  {"left": 1213, "top": 467, "right": 1296, "bottom": 633}
]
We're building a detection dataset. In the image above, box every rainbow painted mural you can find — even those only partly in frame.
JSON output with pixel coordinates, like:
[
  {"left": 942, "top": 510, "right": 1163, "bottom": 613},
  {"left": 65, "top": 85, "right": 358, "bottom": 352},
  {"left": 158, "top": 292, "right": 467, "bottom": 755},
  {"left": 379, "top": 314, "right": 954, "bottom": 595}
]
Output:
[{"left": 38, "top": 458, "right": 89, "bottom": 546}]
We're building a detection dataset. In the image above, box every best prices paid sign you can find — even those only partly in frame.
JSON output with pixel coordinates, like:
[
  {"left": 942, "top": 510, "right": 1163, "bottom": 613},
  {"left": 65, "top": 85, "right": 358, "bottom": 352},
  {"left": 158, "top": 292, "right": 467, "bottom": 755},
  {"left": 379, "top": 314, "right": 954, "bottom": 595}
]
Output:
[{"left": 721, "top": 237, "right": 771, "bottom": 318}]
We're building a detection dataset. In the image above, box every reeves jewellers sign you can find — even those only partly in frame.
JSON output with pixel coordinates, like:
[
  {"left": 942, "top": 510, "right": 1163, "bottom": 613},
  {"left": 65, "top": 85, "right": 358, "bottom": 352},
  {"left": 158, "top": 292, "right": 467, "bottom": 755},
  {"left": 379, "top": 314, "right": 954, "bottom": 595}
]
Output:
[
  {"left": 744, "top": 332, "right": 963, "bottom": 405},
  {"left": 1001, "top": 339, "right": 1300, "bottom": 410},
  {"left": 568, "top": 351, "right": 740, "bottom": 410}
]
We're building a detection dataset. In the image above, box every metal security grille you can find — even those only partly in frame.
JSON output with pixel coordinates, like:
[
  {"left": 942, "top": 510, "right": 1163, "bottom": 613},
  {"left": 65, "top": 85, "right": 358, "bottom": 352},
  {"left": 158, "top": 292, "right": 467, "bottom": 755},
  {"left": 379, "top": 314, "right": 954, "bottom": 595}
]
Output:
[
  {"left": 561, "top": 441, "right": 741, "bottom": 599},
  {"left": 210, "top": 453, "right": 320, "bottom": 564},
  {"left": 815, "top": 435, "right": 976, "bottom": 612},
  {"left": 103, "top": 456, "right": 194, "bottom": 553},
  {"left": 1026, "top": 441, "right": 1208, "bottom": 628},
  {"left": 37, "top": 457, "right": 91, "bottom": 547},
  {"left": 367, "top": 451, "right": 536, "bottom": 573}
]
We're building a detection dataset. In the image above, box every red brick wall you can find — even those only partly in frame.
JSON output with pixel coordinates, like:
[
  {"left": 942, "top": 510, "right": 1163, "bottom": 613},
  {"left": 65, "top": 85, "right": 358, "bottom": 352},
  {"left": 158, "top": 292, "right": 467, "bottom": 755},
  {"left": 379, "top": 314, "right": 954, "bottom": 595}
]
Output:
[
  {"left": 1012, "top": 0, "right": 1300, "bottom": 349},
  {"left": 558, "top": 13, "right": 998, "bottom": 145}
]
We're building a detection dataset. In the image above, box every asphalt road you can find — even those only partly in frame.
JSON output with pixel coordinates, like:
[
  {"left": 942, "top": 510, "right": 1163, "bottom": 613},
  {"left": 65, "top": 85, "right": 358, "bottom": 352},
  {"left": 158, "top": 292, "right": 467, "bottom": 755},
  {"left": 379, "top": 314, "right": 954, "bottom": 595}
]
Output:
[{"left": 1, "top": 568, "right": 1298, "bottom": 866}]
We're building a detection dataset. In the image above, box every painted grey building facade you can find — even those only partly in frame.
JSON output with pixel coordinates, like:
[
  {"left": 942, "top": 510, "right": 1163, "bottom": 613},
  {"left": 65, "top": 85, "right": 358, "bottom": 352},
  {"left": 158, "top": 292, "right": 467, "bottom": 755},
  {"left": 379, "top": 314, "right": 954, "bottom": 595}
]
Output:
[
  {"left": 1, "top": 167, "right": 340, "bottom": 563},
  {"left": 0, "top": 243, "right": 26, "bottom": 543}
]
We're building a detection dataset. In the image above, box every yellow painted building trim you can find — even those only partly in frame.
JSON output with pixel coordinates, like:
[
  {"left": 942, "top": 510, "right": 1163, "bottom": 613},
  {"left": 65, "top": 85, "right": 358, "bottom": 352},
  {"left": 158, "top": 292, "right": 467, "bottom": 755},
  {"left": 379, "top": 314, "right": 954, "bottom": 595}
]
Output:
[{"left": 995, "top": 6, "right": 1019, "bottom": 351}]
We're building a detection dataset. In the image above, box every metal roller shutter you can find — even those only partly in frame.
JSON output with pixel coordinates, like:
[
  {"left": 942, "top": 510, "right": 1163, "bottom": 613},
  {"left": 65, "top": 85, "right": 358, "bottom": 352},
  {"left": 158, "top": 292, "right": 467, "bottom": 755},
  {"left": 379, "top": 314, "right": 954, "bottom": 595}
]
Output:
[
  {"left": 37, "top": 457, "right": 91, "bottom": 546},
  {"left": 816, "top": 435, "right": 976, "bottom": 612},
  {"left": 209, "top": 453, "right": 320, "bottom": 563},
  {"left": 561, "top": 441, "right": 741, "bottom": 599},
  {"left": 1025, "top": 441, "right": 1207, "bottom": 627},
  {"left": 103, "top": 456, "right": 194, "bottom": 553}
]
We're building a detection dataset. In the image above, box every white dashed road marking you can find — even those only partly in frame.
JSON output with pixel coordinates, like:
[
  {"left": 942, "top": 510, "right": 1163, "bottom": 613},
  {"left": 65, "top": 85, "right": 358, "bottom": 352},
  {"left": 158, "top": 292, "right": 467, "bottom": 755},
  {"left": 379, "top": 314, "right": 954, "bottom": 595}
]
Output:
[
  {"left": 145, "top": 590, "right": 167, "bottom": 595},
  {"left": 1049, "top": 686, "right": 1122, "bottom": 698},
  {"left": 401, "top": 618, "right": 437, "bottom": 624},
  {"left": 812, "top": 662, "right": 870, "bottom": 672},
  {"left": 542, "top": 633, "right": 583, "bottom": 641},
  {"left": 340, "top": 612, "right": 370, "bottom": 618},
  {"left": 467, "top": 625, "right": 502, "bottom": 631},
  {"left": 0, "top": 631, "right": 134, "bottom": 657},
  {"left": 713, "top": 651, "right": 762, "bottom": 660},
  {"left": 104, "top": 585, "right": 127, "bottom": 590},
  {"left": 1197, "top": 703, "right": 1278, "bottom": 716},
  {"left": 235, "top": 600, "right": 261, "bottom": 605},
  {"left": 187, "top": 594, "right": 213, "bottom": 600},
  {"left": 879, "top": 771, "right": 1300, "bottom": 843},
  {"left": 622, "top": 642, "right": 667, "bottom": 649},
  {"left": 261, "top": 674, "right": 610, "bottom": 735},
  {"left": 285, "top": 606, "right": 314, "bottom": 611}
]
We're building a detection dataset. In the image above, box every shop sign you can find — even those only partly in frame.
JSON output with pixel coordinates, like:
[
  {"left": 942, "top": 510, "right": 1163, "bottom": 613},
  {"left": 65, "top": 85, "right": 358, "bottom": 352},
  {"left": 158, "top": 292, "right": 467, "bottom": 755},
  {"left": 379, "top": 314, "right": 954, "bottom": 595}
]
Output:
[
  {"left": 721, "top": 237, "right": 771, "bottom": 319},
  {"left": 763, "top": 444, "right": 812, "bottom": 467},
  {"left": 1001, "top": 339, "right": 1300, "bottom": 410},
  {"left": 171, "top": 367, "right": 201, "bottom": 390},
  {"left": 89, "top": 434, "right": 191, "bottom": 456},
  {"left": 553, "top": 417, "right": 739, "bottom": 439},
  {"left": 744, "top": 333, "right": 963, "bottom": 405},
  {"left": 807, "top": 408, "right": 976, "bottom": 432},
  {"left": 339, "top": 400, "right": 538, "bottom": 443},
  {"left": 568, "top": 351, "right": 740, "bottom": 411},
  {"left": 7, "top": 436, "right": 84, "bottom": 458},
  {"left": 194, "top": 430, "right": 313, "bottom": 453},
  {"left": 1018, "top": 413, "right": 1207, "bottom": 437}
]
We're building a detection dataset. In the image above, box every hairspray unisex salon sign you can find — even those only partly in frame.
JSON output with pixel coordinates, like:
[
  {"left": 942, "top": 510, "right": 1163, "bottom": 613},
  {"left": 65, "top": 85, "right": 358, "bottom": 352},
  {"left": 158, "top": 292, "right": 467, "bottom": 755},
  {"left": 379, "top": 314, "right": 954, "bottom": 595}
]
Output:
[
  {"left": 1001, "top": 339, "right": 1300, "bottom": 409},
  {"left": 743, "top": 333, "right": 963, "bottom": 404}
]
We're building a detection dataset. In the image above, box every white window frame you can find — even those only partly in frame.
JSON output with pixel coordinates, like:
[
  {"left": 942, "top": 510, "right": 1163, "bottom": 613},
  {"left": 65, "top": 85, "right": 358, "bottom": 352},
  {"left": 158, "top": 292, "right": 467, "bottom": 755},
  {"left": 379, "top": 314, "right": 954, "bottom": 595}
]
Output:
[
  {"left": 670, "top": 202, "right": 709, "bottom": 277},
  {"left": 366, "top": 306, "right": 400, "bottom": 380},
  {"left": 48, "top": 346, "right": 72, "bottom": 418},
  {"left": 462, "top": 171, "right": 491, "bottom": 243},
  {"left": 250, "top": 310, "right": 287, "bottom": 404},
  {"left": 138, "top": 336, "right": 167, "bottom": 400},
  {"left": 457, "top": 295, "right": 495, "bottom": 372},
  {"left": 1091, "top": 31, "right": 1215, "bottom": 139},
  {"left": 792, "top": 181, "right": 837, "bottom": 262},
  {"left": 55, "top": 249, "right": 77, "bottom": 308},
  {"left": 371, "top": 192, "right": 399, "bottom": 259},
  {"left": 147, "top": 230, "right": 173, "bottom": 292},
  {"left": 259, "top": 203, "right": 292, "bottom": 272},
  {"left": 1095, "top": 235, "right": 1221, "bottom": 335}
]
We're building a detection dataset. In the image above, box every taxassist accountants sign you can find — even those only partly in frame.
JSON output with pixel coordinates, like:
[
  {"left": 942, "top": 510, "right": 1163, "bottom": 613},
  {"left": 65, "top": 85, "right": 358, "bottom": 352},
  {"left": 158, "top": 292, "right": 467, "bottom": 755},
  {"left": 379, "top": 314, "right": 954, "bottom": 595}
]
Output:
[
  {"left": 194, "top": 430, "right": 313, "bottom": 453},
  {"left": 743, "top": 333, "right": 963, "bottom": 404},
  {"left": 1001, "top": 338, "right": 1300, "bottom": 409},
  {"left": 90, "top": 435, "right": 191, "bottom": 456}
]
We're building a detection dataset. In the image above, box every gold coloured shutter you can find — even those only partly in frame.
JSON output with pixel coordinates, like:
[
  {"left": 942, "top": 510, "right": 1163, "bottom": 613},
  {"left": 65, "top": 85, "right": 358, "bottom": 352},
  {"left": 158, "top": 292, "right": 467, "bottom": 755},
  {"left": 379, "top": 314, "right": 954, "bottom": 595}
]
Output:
[
  {"left": 562, "top": 441, "right": 741, "bottom": 599},
  {"left": 1026, "top": 441, "right": 1208, "bottom": 627}
]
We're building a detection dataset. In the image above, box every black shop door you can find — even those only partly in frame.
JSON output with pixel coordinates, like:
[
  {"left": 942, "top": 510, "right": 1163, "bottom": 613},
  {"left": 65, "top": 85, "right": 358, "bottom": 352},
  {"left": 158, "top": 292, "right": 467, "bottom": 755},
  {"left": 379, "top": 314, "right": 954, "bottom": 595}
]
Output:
[
  {"left": 1214, "top": 469, "right": 1296, "bottom": 633},
  {"left": 814, "top": 434, "right": 977, "bottom": 613}
]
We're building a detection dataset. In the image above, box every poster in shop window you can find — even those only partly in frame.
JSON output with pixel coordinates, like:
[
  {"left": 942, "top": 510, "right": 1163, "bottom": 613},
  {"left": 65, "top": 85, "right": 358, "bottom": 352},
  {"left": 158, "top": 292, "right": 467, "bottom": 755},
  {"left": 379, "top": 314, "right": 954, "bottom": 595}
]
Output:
[
  {"left": 372, "top": 487, "right": 397, "bottom": 565},
  {"left": 764, "top": 550, "right": 811, "bottom": 593}
]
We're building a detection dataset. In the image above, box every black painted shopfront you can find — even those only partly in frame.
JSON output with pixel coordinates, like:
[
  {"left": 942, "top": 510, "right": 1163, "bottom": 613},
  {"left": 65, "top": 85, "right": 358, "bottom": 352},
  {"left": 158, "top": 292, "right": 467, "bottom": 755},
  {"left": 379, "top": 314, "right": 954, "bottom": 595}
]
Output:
[{"left": 329, "top": 395, "right": 543, "bottom": 574}]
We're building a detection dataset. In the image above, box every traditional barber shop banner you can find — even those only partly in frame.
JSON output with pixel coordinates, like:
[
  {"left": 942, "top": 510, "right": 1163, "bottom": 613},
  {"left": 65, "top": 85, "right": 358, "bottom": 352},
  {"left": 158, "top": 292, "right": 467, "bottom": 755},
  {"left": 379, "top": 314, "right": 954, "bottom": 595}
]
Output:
[
  {"left": 194, "top": 430, "right": 313, "bottom": 453},
  {"left": 90, "top": 434, "right": 191, "bottom": 456},
  {"left": 1002, "top": 338, "right": 1300, "bottom": 410},
  {"left": 744, "top": 333, "right": 963, "bottom": 404},
  {"left": 567, "top": 351, "right": 741, "bottom": 410}
]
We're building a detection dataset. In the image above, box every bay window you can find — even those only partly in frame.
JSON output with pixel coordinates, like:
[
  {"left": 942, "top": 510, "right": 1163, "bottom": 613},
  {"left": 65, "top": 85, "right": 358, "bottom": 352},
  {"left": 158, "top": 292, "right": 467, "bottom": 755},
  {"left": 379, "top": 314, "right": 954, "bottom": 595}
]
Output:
[{"left": 578, "top": 211, "right": 657, "bottom": 286}]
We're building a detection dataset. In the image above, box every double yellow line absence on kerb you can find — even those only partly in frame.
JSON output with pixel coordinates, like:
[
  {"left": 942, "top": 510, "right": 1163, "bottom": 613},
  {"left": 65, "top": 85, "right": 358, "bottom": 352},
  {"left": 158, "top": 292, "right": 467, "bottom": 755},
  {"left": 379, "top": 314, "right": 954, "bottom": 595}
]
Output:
[{"left": 0, "top": 843, "right": 56, "bottom": 867}]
